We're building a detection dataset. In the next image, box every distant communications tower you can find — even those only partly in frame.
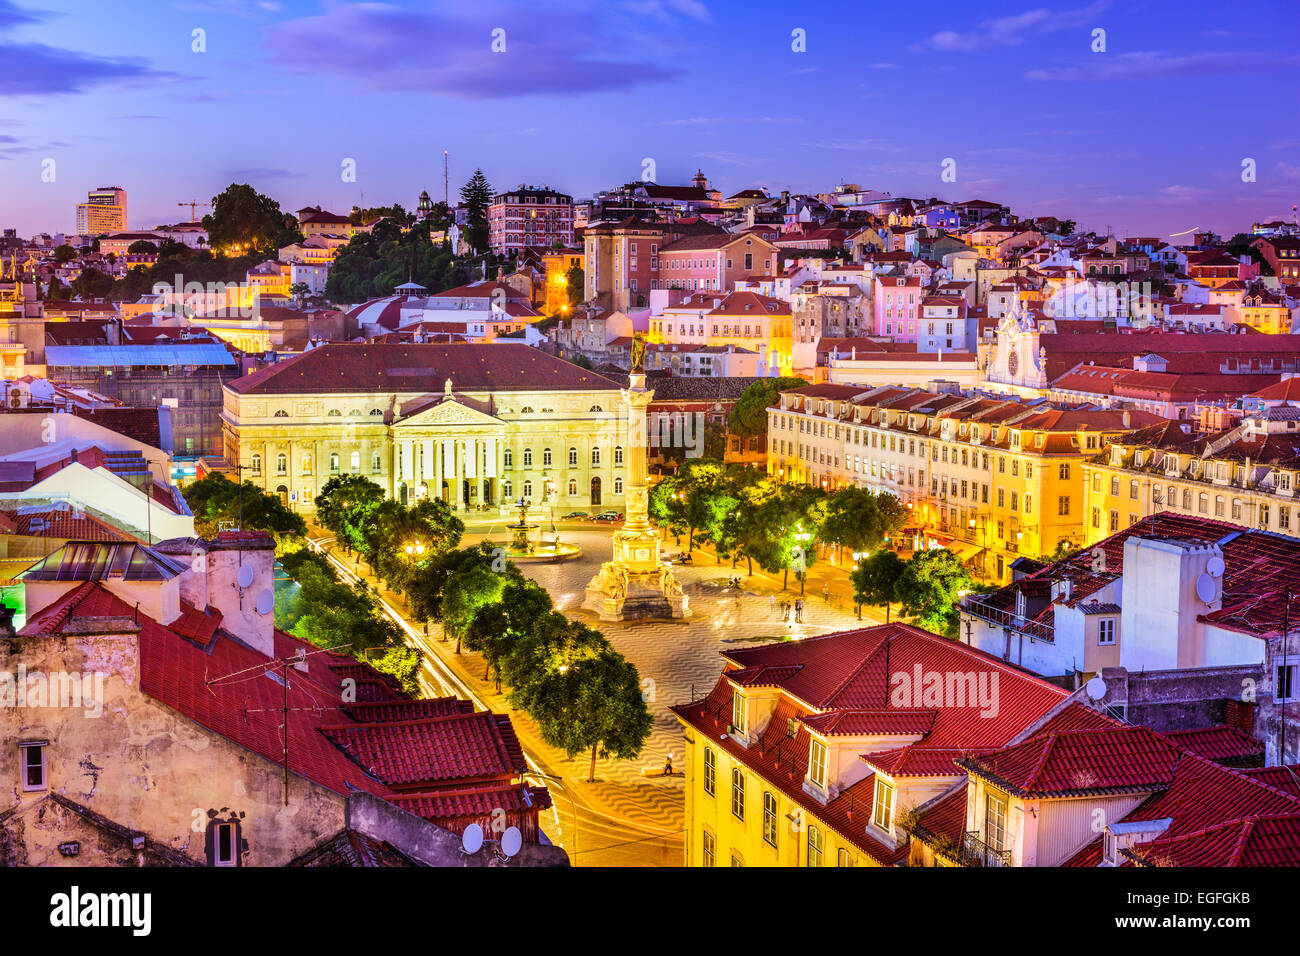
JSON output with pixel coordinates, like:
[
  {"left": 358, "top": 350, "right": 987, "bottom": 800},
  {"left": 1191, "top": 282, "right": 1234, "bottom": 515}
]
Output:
[{"left": 444, "top": 150, "right": 449, "bottom": 207}]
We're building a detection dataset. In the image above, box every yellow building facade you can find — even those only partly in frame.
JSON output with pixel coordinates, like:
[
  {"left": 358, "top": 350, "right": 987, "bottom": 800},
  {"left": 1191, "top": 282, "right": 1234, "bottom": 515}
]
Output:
[{"left": 767, "top": 384, "right": 1160, "bottom": 580}]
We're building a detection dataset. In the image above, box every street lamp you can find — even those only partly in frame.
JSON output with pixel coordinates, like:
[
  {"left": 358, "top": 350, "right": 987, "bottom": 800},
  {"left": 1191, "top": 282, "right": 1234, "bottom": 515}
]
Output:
[{"left": 404, "top": 541, "right": 425, "bottom": 557}]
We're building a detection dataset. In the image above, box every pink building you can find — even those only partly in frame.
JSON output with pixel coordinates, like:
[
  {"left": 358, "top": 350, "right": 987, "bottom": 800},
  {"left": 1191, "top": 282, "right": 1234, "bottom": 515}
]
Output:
[
  {"left": 654, "top": 233, "right": 780, "bottom": 293},
  {"left": 873, "top": 274, "right": 924, "bottom": 340}
]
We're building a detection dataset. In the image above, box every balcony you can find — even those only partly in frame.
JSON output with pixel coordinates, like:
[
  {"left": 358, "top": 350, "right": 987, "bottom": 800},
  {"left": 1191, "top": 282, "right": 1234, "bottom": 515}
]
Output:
[
  {"left": 962, "top": 594, "right": 1054, "bottom": 643},
  {"left": 961, "top": 831, "right": 1012, "bottom": 867}
]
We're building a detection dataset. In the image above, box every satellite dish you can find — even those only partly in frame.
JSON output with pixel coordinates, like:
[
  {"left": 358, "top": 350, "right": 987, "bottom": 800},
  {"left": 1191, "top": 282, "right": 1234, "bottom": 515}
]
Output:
[
  {"left": 1195, "top": 573, "right": 1217, "bottom": 604},
  {"left": 255, "top": 590, "right": 274, "bottom": 615},
  {"left": 501, "top": 826, "right": 522, "bottom": 858},
  {"left": 1206, "top": 555, "right": 1225, "bottom": 578},
  {"left": 236, "top": 564, "right": 255, "bottom": 589},
  {"left": 461, "top": 823, "right": 484, "bottom": 854},
  {"left": 1085, "top": 676, "right": 1108, "bottom": 701}
]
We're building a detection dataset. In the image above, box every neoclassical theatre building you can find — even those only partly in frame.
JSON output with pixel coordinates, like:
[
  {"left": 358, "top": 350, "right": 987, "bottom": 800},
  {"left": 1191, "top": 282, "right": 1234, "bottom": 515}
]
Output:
[{"left": 221, "top": 343, "right": 631, "bottom": 513}]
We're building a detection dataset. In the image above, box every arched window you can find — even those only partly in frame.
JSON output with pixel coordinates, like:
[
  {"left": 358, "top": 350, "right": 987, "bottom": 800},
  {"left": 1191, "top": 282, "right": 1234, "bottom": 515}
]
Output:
[
  {"left": 328, "top": 409, "right": 342, "bottom": 417},
  {"left": 349, "top": 409, "right": 361, "bottom": 416},
  {"left": 369, "top": 408, "right": 384, "bottom": 416},
  {"left": 521, "top": 406, "right": 534, "bottom": 414},
  {"left": 273, "top": 409, "right": 289, "bottom": 418},
  {"left": 251, "top": 454, "right": 261, "bottom": 475},
  {"left": 301, "top": 454, "right": 312, "bottom": 475},
  {"left": 502, "top": 481, "right": 513, "bottom": 499},
  {"left": 503, "top": 449, "right": 514, "bottom": 469},
  {"left": 275, "top": 453, "right": 287, "bottom": 475},
  {"left": 591, "top": 447, "right": 601, "bottom": 466},
  {"left": 372, "top": 452, "right": 382, "bottom": 473},
  {"left": 543, "top": 448, "right": 553, "bottom": 467},
  {"left": 614, "top": 446, "right": 624, "bottom": 466},
  {"left": 523, "top": 480, "right": 533, "bottom": 499},
  {"left": 350, "top": 451, "right": 361, "bottom": 471},
  {"left": 568, "top": 478, "right": 578, "bottom": 495},
  {"left": 523, "top": 448, "right": 533, "bottom": 467},
  {"left": 330, "top": 452, "right": 340, "bottom": 473},
  {"left": 614, "top": 477, "right": 624, "bottom": 494},
  {"left": 589, "top": 404, "right": 603, "bottom": 412},
  {"left": 568, "top": 447, "right": 578, "bottom": 467}
]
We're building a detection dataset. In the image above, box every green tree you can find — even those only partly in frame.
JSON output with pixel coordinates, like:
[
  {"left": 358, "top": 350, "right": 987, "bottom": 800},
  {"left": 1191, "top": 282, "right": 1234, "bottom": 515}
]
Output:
[
  {"left": 566, "top": 263, "right": 584, "bottom": 305},
  {"left": 314, "top": 475, "right": 386, "bottom": 553},
  {"left": 505, "top": 608, "right": 607, "bottom": 715},
  {"left": 728, "top": 377, "right": 808, "bottom": 439},
  {"left": 528, "top": 645, "right": 653, "bottom": 782},
  {"left": 749, "top": 483, "right": 827, "bottom": 591},
  {"left": 203, "top": 183, "right": 291, "bottom": 255},
  {"left": 360, "top": 497, "right": 464, "bottom": 593},
  {"left": 459, "top": 169, "right": 494, "bottom": 255},
  {"left": 821, "top": 486, "right": 907, "bottom": 556},
  {"left": 371, "top": 645, "right": 421, "bottom": 696},
  {"left": 182, "top": 473, "right": 306, "bottom": 542},
  {"left": 850, "top": 549, "right": 905, "bottom": 621},
  {"left": 462, "top": 574, "right": 544, "bottom": 690},
  {"left": 53, "top": 244, "right": 77, "bottom": 264},
  {"left": 290, "top": 561, "right": 400, "bottom": 654},
  {"left": 439, "top": 545, "right": 512, "bottom": 654},
  {"left": 127, "top": 239, "right": 158, "bottom": 254},
  {"left": 894, "top": 548, "right": 973, "bottom": 638},
  {"left": 70, "top": 267, "right": 113, "bottom": 299}
]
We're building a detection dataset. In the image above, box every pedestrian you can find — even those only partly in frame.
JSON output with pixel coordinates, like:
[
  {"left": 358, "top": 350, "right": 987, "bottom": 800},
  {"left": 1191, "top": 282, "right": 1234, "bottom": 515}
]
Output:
[
  {"left": 795, "top": 599, "right": 804, "bottom": 623},
  {"left": 769, "top": 593, "right": 776, "bottom": 617},
  {"left": 664, "top": 753, "right": 674, "bottom": 776},
  {"left": 781, "top": 600, "right": 790, "bottom": 623},
  {"left": 822, "top": 582, "right": 830, "bottom": 602}
]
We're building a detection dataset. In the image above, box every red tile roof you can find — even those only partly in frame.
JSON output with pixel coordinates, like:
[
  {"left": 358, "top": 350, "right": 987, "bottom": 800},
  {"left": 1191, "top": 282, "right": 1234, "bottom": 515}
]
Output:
[
  {"left": 1163, "top": 725, "right": 1265, "bottom": 763},
  {"left": 1123, "top": 813, "right": 1300, "bottom": 867},
  {"left": 228, "top": 344, "right": 622, "bottom": 395}
]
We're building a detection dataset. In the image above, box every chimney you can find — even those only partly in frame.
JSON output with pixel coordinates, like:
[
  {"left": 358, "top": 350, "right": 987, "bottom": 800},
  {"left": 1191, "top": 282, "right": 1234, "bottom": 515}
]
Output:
[{"left": 203, "top": 531, "right": 277, "bottom": 657}]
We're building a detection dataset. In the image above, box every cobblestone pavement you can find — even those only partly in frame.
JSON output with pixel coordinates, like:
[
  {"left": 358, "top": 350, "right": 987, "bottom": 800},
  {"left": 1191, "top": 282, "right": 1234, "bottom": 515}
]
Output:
[{"left": 463, "top": 523, "right": 874, "bottom": 835}]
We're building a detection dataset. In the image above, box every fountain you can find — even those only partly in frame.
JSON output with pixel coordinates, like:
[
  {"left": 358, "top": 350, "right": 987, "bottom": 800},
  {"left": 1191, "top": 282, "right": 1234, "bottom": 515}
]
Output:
[{"left": 490, "top": 499, "right": 582, "bottom": 563}]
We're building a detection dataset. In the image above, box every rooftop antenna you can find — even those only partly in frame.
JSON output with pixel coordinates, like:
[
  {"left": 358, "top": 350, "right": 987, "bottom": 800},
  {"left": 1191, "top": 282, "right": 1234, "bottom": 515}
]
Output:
[{"left": 444, "top": 150, "right": 450, "bottom": 208}]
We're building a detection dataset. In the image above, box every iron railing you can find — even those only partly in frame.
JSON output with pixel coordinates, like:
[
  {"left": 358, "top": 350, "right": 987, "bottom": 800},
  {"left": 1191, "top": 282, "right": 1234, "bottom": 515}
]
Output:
[{"left": 961, "top": 830, "right": 1012, "bottom": 867}]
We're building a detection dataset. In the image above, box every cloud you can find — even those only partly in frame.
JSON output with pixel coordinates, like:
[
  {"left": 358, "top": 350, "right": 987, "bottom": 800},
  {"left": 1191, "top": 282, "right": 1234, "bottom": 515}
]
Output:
[
  {"left": 265, "top": 2, "right": 682, "bottom": 99},
  {"left": 0, "top": 2, "right": 179, "bottom": 95},
  {"left": 228, "top": 167, "right": 305, "bottom": 180},
  {"left": 621, "top": 0, "right": 710, "bottom": 21},
  {"left": 911, "top": 1, "right": 1109, "bottom": 53},
  {"left": 1026, "top": 50, "right": 1289, "bottom": 82}
]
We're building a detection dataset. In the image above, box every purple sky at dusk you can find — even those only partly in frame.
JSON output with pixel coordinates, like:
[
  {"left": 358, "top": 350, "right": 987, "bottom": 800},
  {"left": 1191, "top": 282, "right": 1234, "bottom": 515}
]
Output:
[{"left": 1, "top": 0, "right": 1297, "bottom": 238}]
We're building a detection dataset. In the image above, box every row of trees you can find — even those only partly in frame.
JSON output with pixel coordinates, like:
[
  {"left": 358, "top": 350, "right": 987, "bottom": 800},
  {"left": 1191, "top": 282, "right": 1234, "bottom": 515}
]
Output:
[
  {"left": 313, "top": 476, "right": 654, "bottom": 781},
  {"left": 850, "top": 548, "right": 975, "bottom": 638},
  {"left": 649, "top": 459, "right": 908, "bottom": 592}
]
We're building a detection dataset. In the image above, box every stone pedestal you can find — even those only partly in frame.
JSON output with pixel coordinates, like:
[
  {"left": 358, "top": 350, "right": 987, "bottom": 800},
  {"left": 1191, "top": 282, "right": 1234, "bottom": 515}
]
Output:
[{"left": 582, "top": 370, "right": 690, "bottom": 622}]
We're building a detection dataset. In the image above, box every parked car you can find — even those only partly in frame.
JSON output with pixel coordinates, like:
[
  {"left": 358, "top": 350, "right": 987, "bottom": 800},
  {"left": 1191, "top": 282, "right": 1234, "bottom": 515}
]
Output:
[
  {"left": 592, "top": 511, "right": 623, "bottom": 522},
  {"left": 560, "top": 511, "right": 588, "bottom": 520}
]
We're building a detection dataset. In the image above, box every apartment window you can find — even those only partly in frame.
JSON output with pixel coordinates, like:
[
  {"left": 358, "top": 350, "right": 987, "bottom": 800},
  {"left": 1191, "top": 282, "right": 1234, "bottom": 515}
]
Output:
[
  {"left": 732, "top": 692, "right": 747, "bottom": 735},
  {"left": 329, "top": 453, "right": 340, "bottom": 473},
  {"left": 1198, "top": 493, "right": 1208, "bottom": 514},
  {"left": 568, "top": 447, "right": 578, "bottom": 467},
  {"left": 1232, "top": 498, "right": 1242, "bottom": 520},
  {"left": 251, "top": 454, "right": 261, "bottom": 476},
  {"left": 807, "top": 826, "right": 824, "bottom": 867},
  {"left": 762, "top": 792, "right": 778, "bottom": 848},
  {"left": 209, "top": 820, "right": 239, "bottom": 867},
  {"left": 372, "top": 452, "right": 383, "bottom": 474},
  {"left": 731, "top": 768, "right": 746, "bottom": 820},
  {"left": 1010, "top": 492, "right": 1019, "bottom": 511},
  {"left": 1109, "top": 509, "right": 1119, "bottom": 532},
  {"left": 1262, "top": 504, "right": 1271, "bottom": 528},
  {"left": 543, "top": 448, "right": 553, "bottom": 467},
  {"left": 503, "top": 449, "right": 514, "bottom": 469},
  {"left": 19, "top": 742, "right": 46, "bottom": 791},
  {"left": 872, "top": 779, "right": 895, "bottom": 831},
  {"left": 1129, "top": 480, "right": 1139, "bottom": 500},
  {"left": 1099, "top": 618, "right": 1117, "bottom": 645},
  {"left": 702, "top": 829, "right": 716, "bottom": 867},
  {"left": 1278, "top": 662, "right": 1297, "bottom": 703},
  {"left": 614, "top": 446, "right": 624, "bottom": 466},
  {"left": 730, "top": 852, "right": 744, "bottom": 867},
  {"left": 301, "top": 455, "right": 314, "bottom": 475},
  {"left": 838, "top": 847, "right": 854, "bottom": 867},
  {"left": 1059, "top": 463, "right": 1071, "bottom": 480},
  {"left": 997, "top": 488, "right": 1005, "bottom": 508},
  {"left": 809, "top": 738, "right": 827, "bottom": 788},
  {"left": 1110, "top": 477, "right": 1120, "bottom": 496},
  {"left": 985, "top": 793, "right": 1008, "bottom": 852},
  {"left": 1058, "top": 495, "right": 1071, "bottom": 516},
  {"left": 523, "top": 480, "right": 533, "bottom": 499},
  {"left": 1215, "top": 495, "right": 1225, "bottom": 517},
  {"left": 1283, "top": 508, "right": 1292, "bottom": 531},
  {"left": 1091, "top": 474, "right": 1100, "bottom": 492},
  {"left": 276, "top": 454, "right": 287, "bottom": 475},
  {"left": 523, "top": 448, "right": 533, "bottom": 468},
  {"left": 591, "top": 447, "right": 601, "bottom": 466}
]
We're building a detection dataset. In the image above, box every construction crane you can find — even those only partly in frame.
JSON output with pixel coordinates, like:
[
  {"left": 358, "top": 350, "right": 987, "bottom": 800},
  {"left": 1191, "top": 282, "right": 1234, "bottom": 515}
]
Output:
[{"left": 178, "top": 199, "right": 211, "bottom": 221}]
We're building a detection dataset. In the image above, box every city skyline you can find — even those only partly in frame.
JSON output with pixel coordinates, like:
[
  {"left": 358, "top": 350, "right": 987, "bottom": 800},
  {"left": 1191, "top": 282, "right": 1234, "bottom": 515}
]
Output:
[{"left": 1, "top": 0, "right": 1298, "bottom": 238}]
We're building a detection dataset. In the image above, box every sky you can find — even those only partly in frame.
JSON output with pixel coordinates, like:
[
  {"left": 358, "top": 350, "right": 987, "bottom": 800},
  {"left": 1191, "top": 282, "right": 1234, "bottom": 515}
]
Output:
[{"left": 1, "top": 0, "right": 1298, "bottom": 239}]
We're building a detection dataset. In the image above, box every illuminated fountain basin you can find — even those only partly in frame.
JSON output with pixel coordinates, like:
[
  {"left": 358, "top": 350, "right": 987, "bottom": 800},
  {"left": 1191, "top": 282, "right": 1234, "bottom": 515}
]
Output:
[{"left": 490, "top": 518, "right": 582, "bottom": 563}]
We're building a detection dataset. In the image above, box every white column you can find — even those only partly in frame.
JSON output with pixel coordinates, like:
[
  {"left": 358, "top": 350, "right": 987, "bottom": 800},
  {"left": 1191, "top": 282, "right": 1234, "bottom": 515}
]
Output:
[
  {"left": 441, "top": 439, "right": 452, "bottom": 480},
  {"left": 464, "top": 437, "right": 478, "bottom": 479},
  {"left": 484, "top": 437, "right": 498, "bottom": 479},
  {"left": 401, "top": 439, "right": 414, "bottom": 482},
  {"left": 424, "top": 438, "right": 436, "bottom": 492}
]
